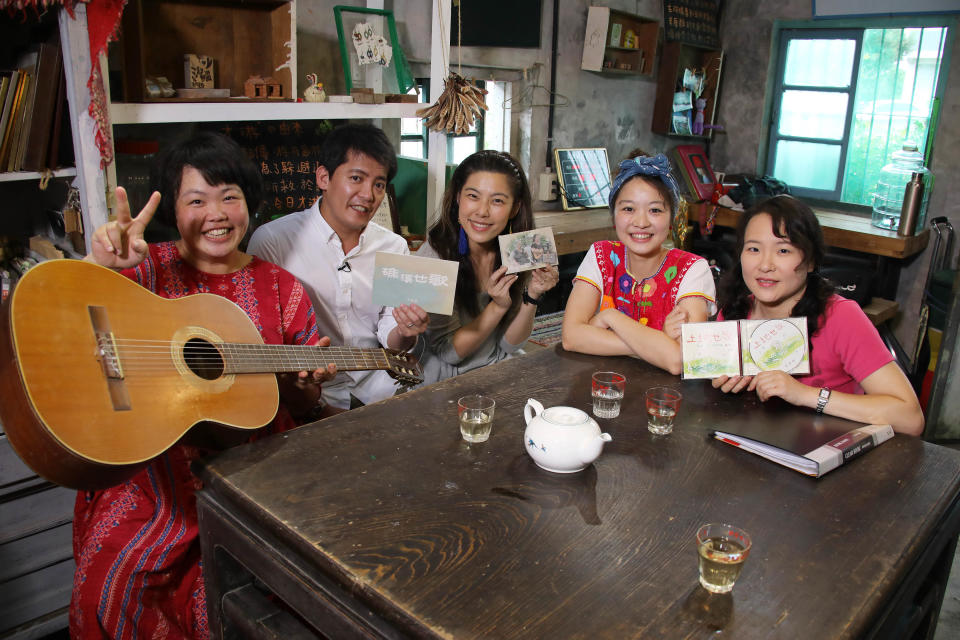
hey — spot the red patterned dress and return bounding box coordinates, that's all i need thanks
[573,241,716,330]
[70,242,319,639]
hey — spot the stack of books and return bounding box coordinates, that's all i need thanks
[0,37,67,173]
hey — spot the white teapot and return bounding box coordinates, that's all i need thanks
[523,399,612,473]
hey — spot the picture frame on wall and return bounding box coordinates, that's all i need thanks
[553,148,612,211]
[333,6,415,95]
[671,144,717,202]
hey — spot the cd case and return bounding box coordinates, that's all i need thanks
[680,318,810,379]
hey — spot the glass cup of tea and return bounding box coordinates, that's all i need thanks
[591,371,626,418]
[645,386,682,435]
[696,523,752,593]
[458,395,495,443]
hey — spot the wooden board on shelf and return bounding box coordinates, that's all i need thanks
[689,202,931,260]
[119,0,294,103]
[862,297,898,326]
[534,209,617,256]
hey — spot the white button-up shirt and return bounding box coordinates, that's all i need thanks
[248,199,408,408]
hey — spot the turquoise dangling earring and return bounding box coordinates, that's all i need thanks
[458,226,469,256]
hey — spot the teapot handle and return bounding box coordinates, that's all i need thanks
[524,398,544,426]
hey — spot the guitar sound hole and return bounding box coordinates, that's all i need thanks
[183,338,225,380]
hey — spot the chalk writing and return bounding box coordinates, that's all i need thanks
[212,120,333,222]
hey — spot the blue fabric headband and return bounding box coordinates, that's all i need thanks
[608,154,681,212]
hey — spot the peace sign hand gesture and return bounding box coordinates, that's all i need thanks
[87,186,161,270]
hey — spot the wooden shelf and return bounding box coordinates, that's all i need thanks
[863,297,899,326]
[689,203,931,259]
[581,6,658,78]
[119,0,295,103]
[0,168,76,183]
[110,100,423,124]
[652,42,723,137]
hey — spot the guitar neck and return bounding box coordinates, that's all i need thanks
[221,344,394,374]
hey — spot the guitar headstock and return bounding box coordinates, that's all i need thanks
[383,349,424,386]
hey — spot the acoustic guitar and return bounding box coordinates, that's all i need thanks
[0,259,423,490]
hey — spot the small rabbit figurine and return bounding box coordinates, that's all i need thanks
[303,73,327,103]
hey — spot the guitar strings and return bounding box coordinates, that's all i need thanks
[101,339,412,373]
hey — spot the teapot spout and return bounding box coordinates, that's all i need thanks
[578,432,612,466]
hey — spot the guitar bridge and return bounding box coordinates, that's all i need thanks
[89,305,131,411]
[95,331,124,379]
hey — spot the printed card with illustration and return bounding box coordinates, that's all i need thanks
[680,321,741,379]
[681,318,810,379]
[498,228,560,274]
[371,252,459,315]
[739,318,810,376]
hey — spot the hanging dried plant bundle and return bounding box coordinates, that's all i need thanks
[416,72,488,135]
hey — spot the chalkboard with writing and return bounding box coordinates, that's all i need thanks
[205,120,333,225]
[662,0,720,50]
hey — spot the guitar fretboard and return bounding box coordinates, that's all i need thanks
[221,344,392,374]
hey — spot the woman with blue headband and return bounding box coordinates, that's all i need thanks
[561,150,716,374]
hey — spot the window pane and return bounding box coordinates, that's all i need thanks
[778,90,849,140]
[842,27,944,205]
[773,141,841,191]
[400,140,424,159]
[784,38,855,87]
[450,136,479,165]
[400,118,422,136]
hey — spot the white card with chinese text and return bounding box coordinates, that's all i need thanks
[371,252,459,315]
[681,321,741,379]
[498,228,560,274]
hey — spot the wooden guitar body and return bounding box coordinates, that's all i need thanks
[1,260,282,489]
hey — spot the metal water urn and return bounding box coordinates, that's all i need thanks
[898,172,924,236]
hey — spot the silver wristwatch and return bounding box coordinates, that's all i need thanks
[816,388,831,414]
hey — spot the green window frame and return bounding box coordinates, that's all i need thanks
[761,17,955,209]
[400,78,485,162]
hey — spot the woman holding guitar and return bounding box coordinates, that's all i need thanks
[72,132,336,639]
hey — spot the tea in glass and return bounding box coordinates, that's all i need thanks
[458,395,495,443]
[696,523,751,593]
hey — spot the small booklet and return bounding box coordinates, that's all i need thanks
[681,318,810,379]
[370,252,460,315]
[712,423,895,478]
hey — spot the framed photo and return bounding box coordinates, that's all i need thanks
[333,6,415,95]
[553,148,612,211]
[671,144,716,202]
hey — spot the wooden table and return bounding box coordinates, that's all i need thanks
[534,209,616,256]
[196,347,960,639]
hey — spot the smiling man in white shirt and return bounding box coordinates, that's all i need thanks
[248,124,428,410]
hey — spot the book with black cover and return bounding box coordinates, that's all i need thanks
[22,40,62,171]
[712,420,894,478]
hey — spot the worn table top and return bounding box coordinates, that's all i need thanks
[197,347,960,639]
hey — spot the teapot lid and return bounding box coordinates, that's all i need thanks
[541,406,590,426]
